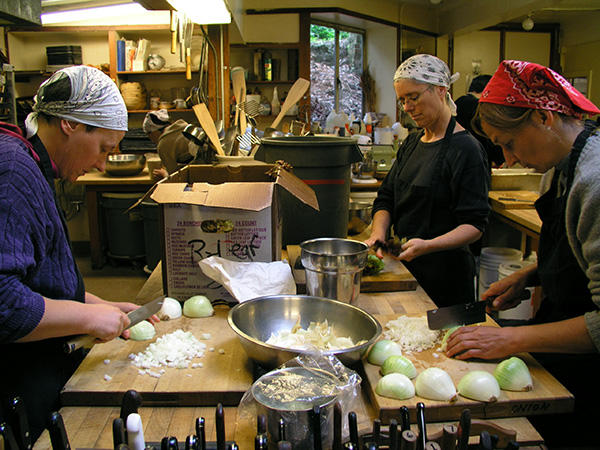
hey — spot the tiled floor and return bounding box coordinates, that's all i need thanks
[76,252,149,304]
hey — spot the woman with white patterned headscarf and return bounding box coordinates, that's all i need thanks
[364,54,491,307]
[0,65,157,441]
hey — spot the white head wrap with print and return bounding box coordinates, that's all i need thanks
[25,65,128,138]
[143,109,171,133]
[393,54,460,115]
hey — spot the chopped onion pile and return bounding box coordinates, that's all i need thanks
[382,315,441,352]
[129,330,207,376]
[265,319,364,351]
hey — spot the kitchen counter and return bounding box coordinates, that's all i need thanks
[74,169,155,268]
[35,262,572,449]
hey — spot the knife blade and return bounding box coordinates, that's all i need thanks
[426,301,487,330]
[64,296,165,354]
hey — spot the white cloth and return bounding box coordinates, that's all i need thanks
[393,54,460,115]
[25,66,127,138]
[198,256,296,302]
[143,109,171,133]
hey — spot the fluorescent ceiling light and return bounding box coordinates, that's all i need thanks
[167,0,231,25]
[41,3,148,24]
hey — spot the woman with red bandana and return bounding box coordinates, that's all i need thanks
[444,60,600,448]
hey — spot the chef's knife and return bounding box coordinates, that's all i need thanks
[64,296,164,354]
[120,389,143,445]
[113,418,126,450]
[428,290,532,330]
[415,403,426,450]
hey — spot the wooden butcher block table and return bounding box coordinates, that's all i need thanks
[37,265,572,450]
[61,306,253,407]
[362,315,573,424]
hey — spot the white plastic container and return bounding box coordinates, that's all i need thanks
[479,247,523,293]
[497,261,535,321]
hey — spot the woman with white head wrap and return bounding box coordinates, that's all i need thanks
[0,65,155,441]
[364,54,491,307]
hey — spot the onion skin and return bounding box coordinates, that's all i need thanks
[493,356,533,392]
[458,371,500,403]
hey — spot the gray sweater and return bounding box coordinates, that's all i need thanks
[541,129,600,351]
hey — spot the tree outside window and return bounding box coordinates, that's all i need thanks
[310,22,364,129]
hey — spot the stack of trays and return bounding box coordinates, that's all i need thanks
[46,45,83,72]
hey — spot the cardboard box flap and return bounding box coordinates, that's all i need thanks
[275,169,320,211]
[151,182,274,211]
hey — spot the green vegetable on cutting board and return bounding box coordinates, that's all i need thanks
[364,254,385,276]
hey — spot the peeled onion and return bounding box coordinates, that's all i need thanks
[415,367,457,402]
[376,373,415,400]
[493,356,533,392]
[183,295,214,318]
[381,355,417,379]
[159,297,182,320]
[129,320,156,341]
[367,339,403,365]
[458,371,500,402]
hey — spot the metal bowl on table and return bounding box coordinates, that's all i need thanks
[348,202,373,235]
[227,295,381,369]
[105,153,146,176]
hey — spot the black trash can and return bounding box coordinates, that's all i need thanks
[100,193,145,263]
[256,136,363,245]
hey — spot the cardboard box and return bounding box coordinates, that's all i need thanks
[150,164,318,302]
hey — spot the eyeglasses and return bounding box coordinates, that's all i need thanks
[397,85,433,110]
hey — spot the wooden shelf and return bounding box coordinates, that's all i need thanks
[126,108,193,113]
[117,69,198,75]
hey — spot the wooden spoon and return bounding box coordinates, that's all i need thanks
[265,77,310,136]
[192,103,225,156]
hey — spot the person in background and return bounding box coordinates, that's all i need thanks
[365,54,491,307]
[143,109,202,179]
[455,74,505,168]
[444,60,600,448]
[0,66,157,442]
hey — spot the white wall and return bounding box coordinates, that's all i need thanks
[365,24,397,124]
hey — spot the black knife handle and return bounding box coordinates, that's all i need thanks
[400,430,417,450]
[312,405,322,450]
[389,420,399,450]
[416,403,426,450]
[348,411,359,448]
[0,422,20,450]
[256,414,267,435]
[195,418,206,450]
[278,419,286,442]
[254,433,268,450]
[333,403,343,450]
[399,406,410,433]
[120,390,143,444]
[185,435,198,450]
[48,412,71,450]
[9,397,32,450]
[457,409,471,450]
[113,418,126,450]
[161,437,177,450]
[372,419,381,446]
[440,424,457,450]
[215,404,225,450]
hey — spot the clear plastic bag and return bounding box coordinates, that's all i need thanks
[238,351,362,450]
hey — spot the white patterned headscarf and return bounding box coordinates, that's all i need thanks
[25,65,128,138]
[393,54,460,115]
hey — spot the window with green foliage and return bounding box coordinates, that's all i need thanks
[310,21,364,129]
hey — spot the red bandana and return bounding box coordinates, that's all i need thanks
[480,60,600,118]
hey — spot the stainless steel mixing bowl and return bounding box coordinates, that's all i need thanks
[227,295,381,369]
[105,153,146,176]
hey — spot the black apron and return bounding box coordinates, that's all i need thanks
[527,121,600,447]
[393,118,476,307]
[0,135,85,443]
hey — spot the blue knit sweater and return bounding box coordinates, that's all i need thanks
[0,132,80,343]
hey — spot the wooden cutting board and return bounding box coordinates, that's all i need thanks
[361,314,574,424]
[287,245,417,293]
[489,191,539,209]
[61,306,253,407]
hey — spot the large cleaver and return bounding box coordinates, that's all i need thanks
[427,290,531,330]
[64,295,165,353]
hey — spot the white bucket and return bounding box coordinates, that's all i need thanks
[350,190,378,205]
[497,261,535,321]
[479,247,523,290]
